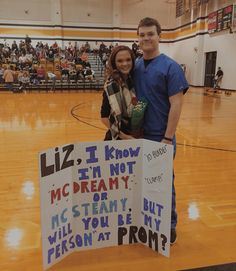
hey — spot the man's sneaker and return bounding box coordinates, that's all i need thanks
[170,228,177,245]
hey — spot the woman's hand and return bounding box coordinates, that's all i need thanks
[119,131,135,140]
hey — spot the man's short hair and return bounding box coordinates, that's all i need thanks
[137,17,162,35]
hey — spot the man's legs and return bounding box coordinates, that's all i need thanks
[216,77,222,88]
[171,137,177,244]
[171,173,177,229]
[6,82,13,91]
[214,77,222,93]
[213,78,217,89]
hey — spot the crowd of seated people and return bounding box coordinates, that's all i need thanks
[97,40,143,69]
[0,37,143,91]
[0,38,100,91]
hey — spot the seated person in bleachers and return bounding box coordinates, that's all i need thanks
[38,48,46,60]
[29,66,38,85]
[84,61,91,68]
[3,43,10,55]
[37,65,46,81]
[102,52,108,66]
[80,44,86,53]
[0,65,4,83]
[52,42,59,53]
[13,67,20,82]
[32,54,39,64]
[47,48,54,62]
[69,65,77,81]
[93,41,99,56]
[25,34,31,46]
[81,51,88,62]
[61,59,69,79]
[132,41,138,56]
[75,56,84,65]
[0,51,3,63]
[64,47,69,59]
[10,52,18,64]
[68,48,74,58]
[84,41,91,53]
[19,40,26,52]
[67,52,74,62]
[109,43,114,53]
[44,43,49,51]
[99,42,106,54]
[68,42,74,51]
[19,53,27,69]
[25,51,33,64]
[58,48,65,59]
[74,41,79,52]
[76,65,84,80]
[36,41,44,50]
[83,67,95,80]
[136,48,143,58]
[17,69,24,85]
[47,71,56,91]
[19,71,30,91]
[11,41,18,52]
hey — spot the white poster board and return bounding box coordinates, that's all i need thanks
[39,139,173,270]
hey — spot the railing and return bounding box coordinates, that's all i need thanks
[0,79,104,92]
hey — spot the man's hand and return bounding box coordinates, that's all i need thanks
[161,138,172,145]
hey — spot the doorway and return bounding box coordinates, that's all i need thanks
[204,51,217,87]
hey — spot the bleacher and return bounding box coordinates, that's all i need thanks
[0,53,105,92]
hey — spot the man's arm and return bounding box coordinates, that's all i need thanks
[162,91,184,144]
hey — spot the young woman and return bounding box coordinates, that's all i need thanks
[100,45,137,140]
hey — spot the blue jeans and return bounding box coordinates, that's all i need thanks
[144,134,177,230]
[5,83,13,91]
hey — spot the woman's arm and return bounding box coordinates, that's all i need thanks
[101,117,110,129]
[101,87,134,140]
[119,131,134,140]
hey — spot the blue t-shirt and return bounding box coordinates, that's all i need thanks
[133,53,189,138]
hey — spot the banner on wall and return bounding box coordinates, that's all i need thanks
[232,4,236,32]
[208,5,233,34]
[39,139,173,270]
[217,8,224,31]
[222,5,233,30]
[208,11,217,33]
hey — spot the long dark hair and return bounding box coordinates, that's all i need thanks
[106,45,135,83]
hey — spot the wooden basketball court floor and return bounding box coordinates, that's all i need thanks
[0,87,236,271]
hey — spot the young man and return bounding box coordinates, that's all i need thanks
[134,17,189,245]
